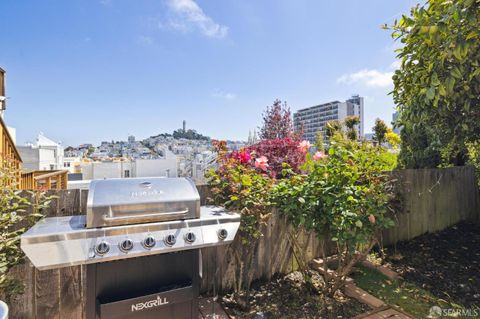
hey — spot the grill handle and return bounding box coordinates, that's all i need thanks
[102,208,189,222]
[199,250,203,279]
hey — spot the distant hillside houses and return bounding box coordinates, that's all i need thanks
[63,123,248,186]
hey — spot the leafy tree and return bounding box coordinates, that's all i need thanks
[259,99,295,140]
[246,138,306,178]
[373,119,388,146]
[398,123,442,168]
[385,129,401,149]
[325,120,342,139]
[172,128,209,140]
[387,0,480,166]
[344,115,360,141]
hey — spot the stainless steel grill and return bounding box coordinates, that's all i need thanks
[86,177,200,228]
[21,177,240,319]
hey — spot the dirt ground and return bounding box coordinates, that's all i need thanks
[220,271,369,319]
[384,221,480,308]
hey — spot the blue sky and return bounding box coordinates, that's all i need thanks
[0,0,419,146]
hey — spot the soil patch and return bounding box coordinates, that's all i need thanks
[220,271,369,319]
[384,221,480,308]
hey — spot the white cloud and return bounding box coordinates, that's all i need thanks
[164,0,228,38]
[211,89,236,100]
[337,69,394,88]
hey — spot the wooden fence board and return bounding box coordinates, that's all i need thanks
[7,262,35,319]
[59,266,82,318]
[35,269,60,319]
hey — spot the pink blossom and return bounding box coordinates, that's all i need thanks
[237,150,252,164]
[368,214,376,224]
[313,151,327,161]
[298,140,311,153]
[255,156,269,171]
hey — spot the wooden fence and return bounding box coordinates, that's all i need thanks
[4,166,480,318]
[383,166,480,245]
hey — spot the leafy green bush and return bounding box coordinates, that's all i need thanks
[206,140,275,297]
[206,140,273,242]
[206,130,400,298]
[466,141,480,186]
[388,0,480,167]
[0,158,52,302]
[272,135,399,296]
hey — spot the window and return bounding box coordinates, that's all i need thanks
[124,170,130,178]
[50,164,55,170]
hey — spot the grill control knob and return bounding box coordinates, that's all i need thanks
[164,234,176,246]
[119,239,134,252]
[217,229,228,241]
[95,241,110,256]
[184,232,196,244]
[142,236,156,249]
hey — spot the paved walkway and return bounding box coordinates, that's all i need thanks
[355,306,415,319]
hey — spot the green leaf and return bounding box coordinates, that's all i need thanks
[451,67,462,79]
[298,197,305,204]
[241,175,252,186]
[438,84,446,96]
[355,220,363,229]
[426,87,435,100]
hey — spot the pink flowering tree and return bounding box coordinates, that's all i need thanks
[259,99,295,140]
[245,138,308,178]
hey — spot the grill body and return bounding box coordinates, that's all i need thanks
[21,177,240,319]
[87,251,199,319]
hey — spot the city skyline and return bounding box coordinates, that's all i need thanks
[0,0,417,145]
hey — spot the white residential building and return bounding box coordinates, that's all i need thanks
[293,95,365,143]
[63,156,83,174]
[18,132,64,171]
[79,149,178,180]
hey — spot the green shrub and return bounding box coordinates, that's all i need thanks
[466,141,480,186]
[0,158,52,302]
[272,135,399,296]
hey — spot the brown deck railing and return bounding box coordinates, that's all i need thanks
[0,115,22,186]
[20,169,69,190]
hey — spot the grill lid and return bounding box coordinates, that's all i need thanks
[87,177,200,228]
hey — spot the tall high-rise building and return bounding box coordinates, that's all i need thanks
[293,95,364,143]
[0,67,6,113]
